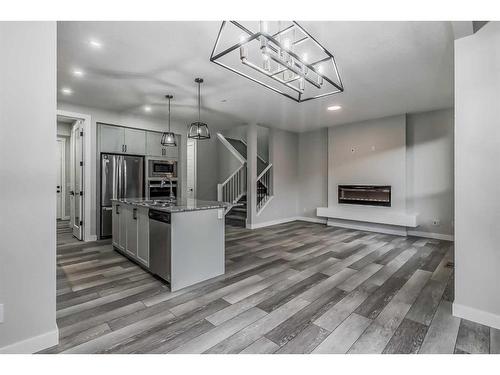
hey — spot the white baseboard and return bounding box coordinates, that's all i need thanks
[295,216,327,224]
[407,230,454,242]
[327,218,408,236]
[453,302,500,330]
[247,216,296,229]
[0,327,58,354]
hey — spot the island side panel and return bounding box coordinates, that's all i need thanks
[170,208,225,291]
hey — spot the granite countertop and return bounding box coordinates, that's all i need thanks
[111,197,230,213]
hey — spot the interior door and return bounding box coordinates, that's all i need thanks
[71,121,84,240]
[56,139,64,219]
[187,139,196,199]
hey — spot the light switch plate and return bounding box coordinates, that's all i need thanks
[0,304,4,323]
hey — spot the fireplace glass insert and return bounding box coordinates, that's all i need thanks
[338,185,391,207]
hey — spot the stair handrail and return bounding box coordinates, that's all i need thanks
[217,163,247,204]
[257,163,273,181]
[256,163,273,213]
[221,162,246,187]
[216,133,246,164]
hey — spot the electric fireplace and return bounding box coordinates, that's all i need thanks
[338,185,391,207]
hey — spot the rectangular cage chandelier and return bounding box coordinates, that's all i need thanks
[210,21,344,103]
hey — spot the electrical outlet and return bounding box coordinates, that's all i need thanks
[0,304,4,323]
[432,219,441,226]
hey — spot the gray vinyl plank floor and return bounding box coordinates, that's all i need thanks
[38,221,496,354]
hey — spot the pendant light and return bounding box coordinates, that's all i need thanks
[188,78,211,140]
[161,94,177,147]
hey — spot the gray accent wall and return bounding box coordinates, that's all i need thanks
[454,22,500,327]
[0,22,57,352]
[328,114,407,212]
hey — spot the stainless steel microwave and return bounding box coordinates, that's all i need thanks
[148,159,177,178]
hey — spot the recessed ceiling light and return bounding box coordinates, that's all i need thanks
[143,105,152,112]
[61,87,73,95]
[73,69,84,77]
[88,39,102,49]
[327,105,342,111]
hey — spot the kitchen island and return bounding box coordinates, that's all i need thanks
[111,198,229,291]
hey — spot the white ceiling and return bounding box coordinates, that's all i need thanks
[57,21,454,132]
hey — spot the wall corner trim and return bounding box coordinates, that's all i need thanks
[453,302,500,330]
[0,327,59,354]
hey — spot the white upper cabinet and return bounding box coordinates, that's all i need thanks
[100,124,124,153]
[124,128,146,155]
[100,124,146,155]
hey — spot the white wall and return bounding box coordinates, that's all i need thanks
[454,22,500,328]
[0,22,58,353]
[297,129,328,219]
[252,128,299,226]
[406,109,454,236]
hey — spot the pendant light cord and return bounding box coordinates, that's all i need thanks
[168,96,171,132]
[198,81,201,122]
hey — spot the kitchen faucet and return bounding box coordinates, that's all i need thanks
[160,177,175,200]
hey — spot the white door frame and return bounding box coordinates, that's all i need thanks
[56,137,68,220]
[187,138,197,198]
[57,109,94,241]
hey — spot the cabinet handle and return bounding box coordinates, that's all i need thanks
[124,144,127,153]
[133,208,137,220]
[115,205,120,214]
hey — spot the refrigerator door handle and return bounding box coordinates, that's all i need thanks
[123,156,128,198]
[117,155,123,200]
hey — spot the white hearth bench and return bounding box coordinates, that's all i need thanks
[316,206,418,236]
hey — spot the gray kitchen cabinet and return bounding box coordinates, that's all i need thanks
[112,202,149,267]
[100,124,146,154]
[101,124,124,153]
[124,128,146,155]
[118,204,128,251]
[112,202,127,251]
[146,131,163,156]
[112,203,121,248]
[146,131,179,158]
[126,207,139,258]
[136,207,149,266]
[164,135,179,158]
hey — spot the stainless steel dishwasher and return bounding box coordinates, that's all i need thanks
[148,209,171,283]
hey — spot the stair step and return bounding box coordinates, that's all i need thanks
[232,207,247,213]
[226,214,246,221]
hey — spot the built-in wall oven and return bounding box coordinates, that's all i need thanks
[148,159,177,179]
[147,180,177,199]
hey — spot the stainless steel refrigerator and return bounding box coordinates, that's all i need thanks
[101,154,144,238]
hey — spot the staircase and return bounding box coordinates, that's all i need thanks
[217,133,273,227]
[225,194,247,227]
